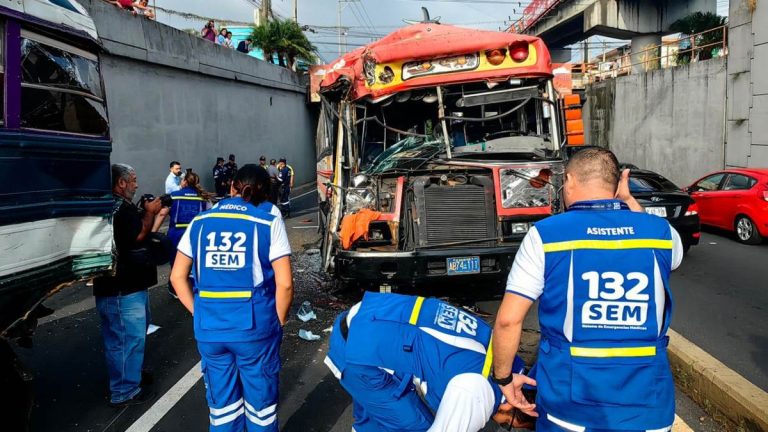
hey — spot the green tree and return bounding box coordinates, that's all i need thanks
[670,12,727,62]
[249,19,317,69]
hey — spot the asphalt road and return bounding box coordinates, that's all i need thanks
[670,228,768,392]
[9,192,741,432]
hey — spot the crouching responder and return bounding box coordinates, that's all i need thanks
[324,292,537,432]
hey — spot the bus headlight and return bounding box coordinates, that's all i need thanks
[346,188,376,212]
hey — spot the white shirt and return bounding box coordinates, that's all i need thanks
[165,172,181,194]
[177,213,291,265]
[505,225,684,301]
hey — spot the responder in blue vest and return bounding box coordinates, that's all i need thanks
[170,164,294,432]
[492,147,684,432]
[325,292,536,432]
[166,171,210,297]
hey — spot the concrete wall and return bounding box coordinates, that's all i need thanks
[585,57,726,186]
[726,0,768,168]
[81,0,315,195]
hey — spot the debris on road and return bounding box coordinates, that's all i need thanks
[298,329,321,341]
[297,301,317,322]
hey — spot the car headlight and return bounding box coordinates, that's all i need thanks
[346,188,376,212]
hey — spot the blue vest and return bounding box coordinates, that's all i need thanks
[186,197,280,343]
[167,188,207,247]
[332,292,525,414]
[534,199,675,430]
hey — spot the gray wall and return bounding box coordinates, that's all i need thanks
[585,57,726,186]
[726,0,768,168]
[82,0,315,195]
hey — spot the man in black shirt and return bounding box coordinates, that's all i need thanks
[213,157,227,198]
[93,164,161,407]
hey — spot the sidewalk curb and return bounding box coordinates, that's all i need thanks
[668,329,768,431]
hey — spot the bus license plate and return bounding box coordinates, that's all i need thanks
[645,207,667,218]
[447,256,481,275]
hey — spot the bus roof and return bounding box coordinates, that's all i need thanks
[318,23,552,101]
[12,0,97,40]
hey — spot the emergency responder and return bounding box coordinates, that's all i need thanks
[166,171,210,297]
[170,164,293,432]
[267,159,280,204]
[276,158,293,217]
[492,147,684,431]
[212,157,227,198]
[325,292,536,432]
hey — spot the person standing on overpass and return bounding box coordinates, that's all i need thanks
[492,148,684,431]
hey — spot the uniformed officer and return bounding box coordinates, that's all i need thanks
[166,171,210,297]
[325,292,536,432]
[212,157,227,198]
[492,147,684,432]
[276,158,293,218]
[170,164,293,432]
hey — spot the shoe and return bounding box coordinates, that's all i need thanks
[109,388,155,408]
[141,370,154,387]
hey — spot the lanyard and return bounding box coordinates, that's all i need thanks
[568,200,629,211]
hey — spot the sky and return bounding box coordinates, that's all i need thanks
[149,0,731,63]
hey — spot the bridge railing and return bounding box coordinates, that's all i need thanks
[573,25,728,87]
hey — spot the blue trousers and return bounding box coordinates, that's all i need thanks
[96,290,149,404]
[198,335,281,432]
[327,315,433,432]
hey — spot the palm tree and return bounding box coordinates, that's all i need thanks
[249,19,317,69]
[670,12,727,62]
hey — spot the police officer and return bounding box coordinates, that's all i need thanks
[170,164,293,432]
[325,292,535,432]
[276,158,293,217]
[212,157,227,198]
[166,171,210,297]
[492,147,684,431]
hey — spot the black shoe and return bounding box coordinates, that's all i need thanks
[109,388,155,408]
[141,370,154,387]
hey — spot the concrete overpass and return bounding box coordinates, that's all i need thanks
[514,0,716,67]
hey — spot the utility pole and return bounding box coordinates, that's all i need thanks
[338,0,359,55]
[292,0,298,22]
[260,0,271,25]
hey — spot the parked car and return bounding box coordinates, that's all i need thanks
[627,168,701,252]
[685,169,768,245]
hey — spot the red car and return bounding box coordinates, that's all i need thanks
[686,169,768,244]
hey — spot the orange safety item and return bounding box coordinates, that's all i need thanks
[339,209,382,250]
[563,94,585,146]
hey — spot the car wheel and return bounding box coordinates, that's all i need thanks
[735,216,763,245]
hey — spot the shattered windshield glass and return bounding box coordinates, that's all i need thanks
[364,137,444,174]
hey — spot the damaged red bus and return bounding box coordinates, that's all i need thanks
[313,22,569,290]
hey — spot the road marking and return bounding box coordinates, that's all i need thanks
[124,361,202,432]
[292,189,317,200]
[673,414,694,431]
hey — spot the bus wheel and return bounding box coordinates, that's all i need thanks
[0,338,33,431]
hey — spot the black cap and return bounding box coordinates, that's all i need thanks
[279,158,286,163]
[228,154,235,160]
[259,155,266,161]
[216,157,224,162]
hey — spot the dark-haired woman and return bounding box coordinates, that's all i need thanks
[170,164,293,432]
[167,171,211,297]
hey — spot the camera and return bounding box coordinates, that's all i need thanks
[137,193,173,210]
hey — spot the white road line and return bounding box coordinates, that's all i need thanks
[124,361,203,432]
[291,189,317,200]
[672,414,694,432]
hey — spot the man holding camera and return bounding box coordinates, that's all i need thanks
[93,164,162,407]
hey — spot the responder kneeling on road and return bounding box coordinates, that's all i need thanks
[325,292,537,432]
[492,147,684,432]
[170,164,293,432]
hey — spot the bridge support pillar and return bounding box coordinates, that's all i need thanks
[630,34,662,74]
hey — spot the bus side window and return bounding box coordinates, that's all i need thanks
[19,31,107,136]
